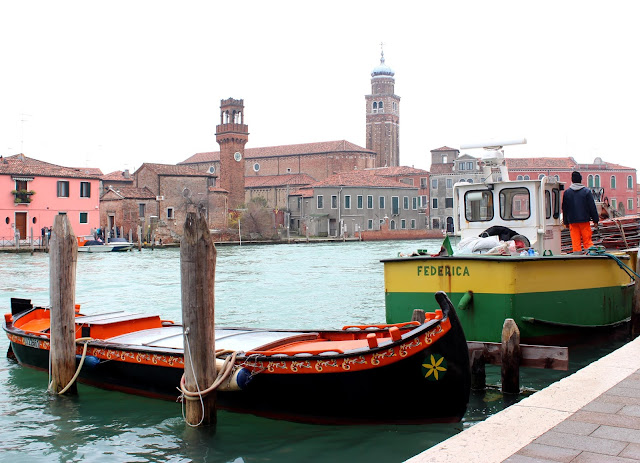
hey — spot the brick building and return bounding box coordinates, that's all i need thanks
[99,186,156,241]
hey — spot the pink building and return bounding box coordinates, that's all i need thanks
[0,154,101,242]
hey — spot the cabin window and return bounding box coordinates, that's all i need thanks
[464,190,493,222]
[57,181,69,197]
[553,188,561,219]
[357,195,363,209]
[545,191,551,219]
[611,175,616,189]
[499,187,530,220]
[628,175,633,189]
[317,195,324,209]
[367,195,373,209]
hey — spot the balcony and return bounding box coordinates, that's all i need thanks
[12,190,35,204]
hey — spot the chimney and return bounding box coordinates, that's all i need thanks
[123,169,130,178]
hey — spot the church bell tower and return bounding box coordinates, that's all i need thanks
[365,46,400,167]
[216,98,249,209]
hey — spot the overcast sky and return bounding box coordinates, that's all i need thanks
[2,1,639,175]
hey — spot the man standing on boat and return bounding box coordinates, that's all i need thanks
[562,171,599,253]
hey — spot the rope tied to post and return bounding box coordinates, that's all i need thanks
[48,337,93,395]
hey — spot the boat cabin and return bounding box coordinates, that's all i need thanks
[452,177,564,254]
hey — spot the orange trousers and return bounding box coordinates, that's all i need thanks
[569,222,594,252]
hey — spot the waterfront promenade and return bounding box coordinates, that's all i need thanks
[408,335,640,462]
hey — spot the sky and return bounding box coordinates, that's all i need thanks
[2,1,639,176]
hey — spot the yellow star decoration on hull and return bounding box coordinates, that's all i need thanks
[422,354,447,381]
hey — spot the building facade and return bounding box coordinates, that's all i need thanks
[0,154,100,241]
[215,98,248,210]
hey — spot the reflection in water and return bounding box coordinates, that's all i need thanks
[0,241,629,462]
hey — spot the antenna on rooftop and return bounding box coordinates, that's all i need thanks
[20,113,31,154]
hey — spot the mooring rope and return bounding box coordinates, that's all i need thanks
[48,337,93,395]
[587,246,640,280]
[179,328,239,427]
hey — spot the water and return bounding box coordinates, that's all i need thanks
[0,240,629,462]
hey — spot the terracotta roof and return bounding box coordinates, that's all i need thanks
[245,173,317,188]
[431,146,459,152]
[309,170,416,189]
[102,186,156,200]
[506,157,576,169]
[73,167,103,176]
[429,164,454,174]
[136,163,215,177]
[0,154,101,179]
[102,170,134,182]
[181,140,374,164]
[366,166,430,176]
[289,187,314,198]
[574,161,635,171]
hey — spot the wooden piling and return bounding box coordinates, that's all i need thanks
[632,252,640,338]
[137,225,142,251]
[501,318,521,394]
[470,349,486,390]
[411,309,426,324]
[181,211,217,426]
[49,214,78,395]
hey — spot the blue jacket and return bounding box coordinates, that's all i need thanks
[562,185,599,225]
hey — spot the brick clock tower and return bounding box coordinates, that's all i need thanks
[365,48,400,167]
[216,98,249,209]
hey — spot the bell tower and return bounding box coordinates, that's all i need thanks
[365,46,400,167]
[216,98,249,209]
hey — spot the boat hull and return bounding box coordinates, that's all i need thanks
[384,254,634,344]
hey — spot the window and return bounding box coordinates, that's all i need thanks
[432,198,438,209]
[545,191,551,219]
[446,178,453,189]
[500,187,530,220]
[410,219,416,229]
[317,195,324,209]
[524,175,530,180]
[344,195,351,209]
[432,218,440,229]
[539,174,545,180]
[79,212,88,224]
[57,181,69,197]
[442,155,447,164]
[628,199,634,211]
[401,178,414,186]
[391,196,400,215]
[372,102,378,113]
[458,162,466,171]
[420,177,427,188]
[553,188,561,218]
[331,195,338,209]
[392,102,397,112]
[367,195,373,209]
[379,196,385,209]
[611,198,617,210]
[286,168,292,173]
[595,175,600,187]
[367,219,373,229]
[466,162,473,170]
[445,197,453,208]
[80,182,91,198]
[139,203,146,217]
[400,219,406,229]
[357,195,363,209]
[465,190,494,221]
[253,163,260,172]
[468,179,473,183]
[403,196,409,210]
[378,101,384,112]
[588,175,594,187]
[611,176,616,189]
[517,175,523,180]
[628,175,633,189]
[420,195,428,208]
[167,207,175,219]
[390,219,396,230]
[412,197,417,209]
[431,178,438,189]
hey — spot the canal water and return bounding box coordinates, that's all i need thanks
[0,240,629,462]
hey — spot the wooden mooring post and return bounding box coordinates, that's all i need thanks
[181,212,217,426]
[49,214,78,395]
[632,252,640,338]
[501,319,521,394]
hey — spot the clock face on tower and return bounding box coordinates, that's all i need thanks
[234,151,242,162]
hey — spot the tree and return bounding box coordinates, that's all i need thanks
[239,197,276,239]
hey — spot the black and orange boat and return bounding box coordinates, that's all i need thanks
[4,292,470,424]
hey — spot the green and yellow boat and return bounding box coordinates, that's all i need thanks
[384,141,636,344]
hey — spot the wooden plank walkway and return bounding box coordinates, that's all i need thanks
[407,336,640,463]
